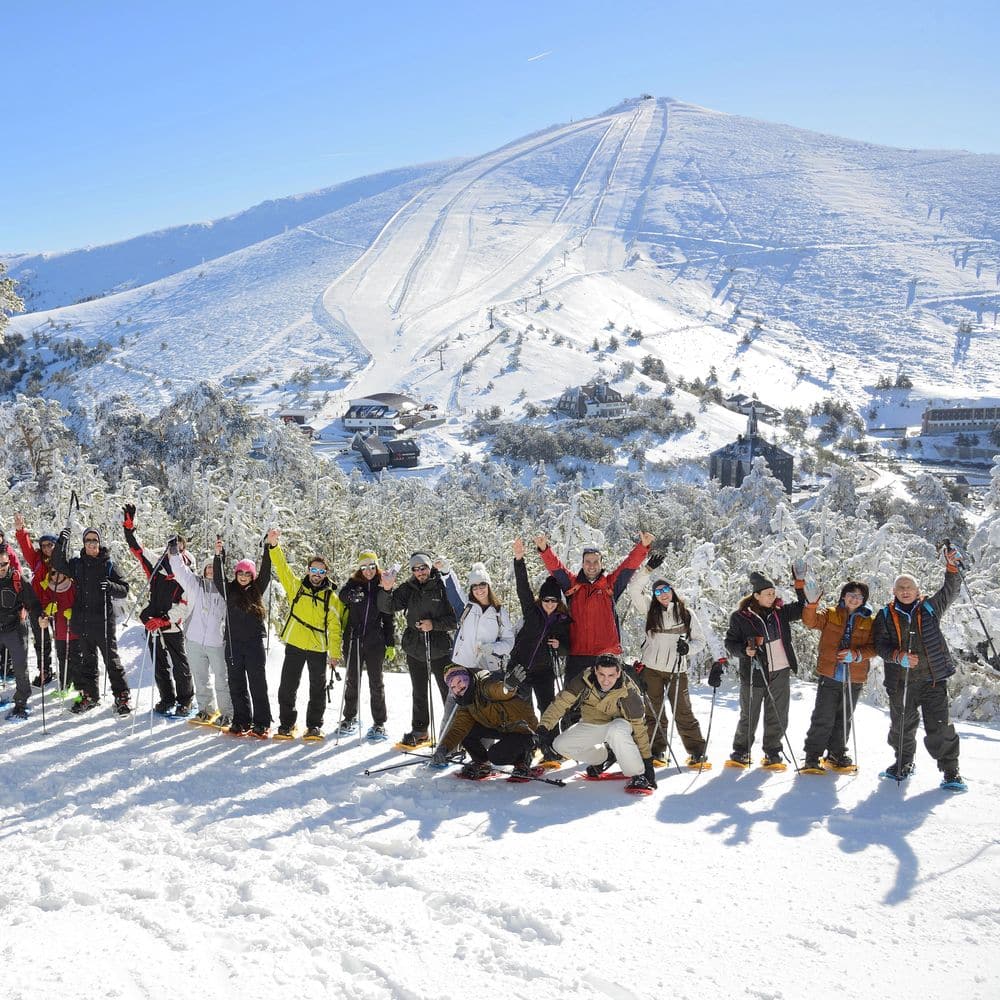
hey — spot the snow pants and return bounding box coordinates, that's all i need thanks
[341,638,387,726]
[30,617,52,674]
[642,670,705,759]
[462,722,535,766]
[733,667,790,757]
[803,675,862,759]
[277,645,327,731]
[554,719,644,777]
[78,629,128,701]
[406,652,449,735]
[148,629,194,707]
[0,626,30,707]
[227,637,270,729]
[186,639,231,717]
[526,666,557,716]
[886,669,959,773]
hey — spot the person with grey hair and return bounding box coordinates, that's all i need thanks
[872,548,966,791]
[378,552,457,749]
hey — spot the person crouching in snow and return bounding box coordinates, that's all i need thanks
[800,578,875,772]
[430,665,538,779]
[534,654,657,793]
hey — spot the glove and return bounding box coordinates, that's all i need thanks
[895,650,917,669]
[676,637,690,657]
[632,660,645,674]
[58,527,70,543]
[791,557,808,580]
[944,546,964,572]
[646,550,665,570]
[804,577,822,604]
[504,663,526,687]
[836,649,859,663]
[144,616,171,633]
[534,726,553,752]
[708,658,725,688]
[434,556,452,574]
[429,748,449,768]
[642,758,658,788]
[98,580,110,592]
[122,504,136,530]
[384,646,397,663]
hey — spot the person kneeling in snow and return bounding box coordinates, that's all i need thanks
[535,654,657,793]
[430,665,538,779]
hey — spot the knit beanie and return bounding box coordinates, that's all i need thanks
[468,562,492,587]
[234,559,257,580]
[538,576,563,603]
[444,665,471,686]
[83,527,102,545]
[358,549,380,568]
[749,571,774,593]
[39,534,58,545]
[410,552,433,570]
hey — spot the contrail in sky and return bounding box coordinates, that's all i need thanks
[527,51,552,62]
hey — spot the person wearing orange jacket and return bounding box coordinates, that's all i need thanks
[800,579,876,772]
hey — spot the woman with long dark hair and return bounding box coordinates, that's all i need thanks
[213,537,272,737]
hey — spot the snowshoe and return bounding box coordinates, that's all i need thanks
[625,774,656,795]
[822,754,858,774]
[153,699,175,716]
[213,714,233,730]
[167,702,193,720]
[760,754,787,772]
[581,771,627,782]
[303,727,325,742]
[248,725,270,740]
[536,747,564,770]
[5,703,30,721]
[188,710,220,727]
[334,718,358,737]
[457,761,493,781]
[686,754,712,770]
[226,722,251,737]
[507,765,545,784]
[364,724,389,743]
[725,751,751,769]
[651,757,668,768]
[798,755,827,775]
[273,726,298,741]
[584,745,616,779]
[879,761,915,782]
[394,731,432,751]
[940,771,968,793]
[70,693,100,716]
[0,693,12,709]
[113,693,132,717]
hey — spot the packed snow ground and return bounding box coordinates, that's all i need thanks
[2,628,998,1000]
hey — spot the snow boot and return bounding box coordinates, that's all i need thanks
[585,745,616,779]
[625,774,655,795]
[70,693,100,715]
[5,703,30,721]
[273,725,297,740]
[303,727,325,742]
[459,761,493,780]
[153,699,175,716]
[365,724,388,742]
[799,754,826,774]
[879,761,915,781]
[760,752,787,772]
[213,714,233,730]
[940,770,968,792]
[725,750,751,769]
[395,731,432,750]
[335,718,358,736]
[114,692,132,716]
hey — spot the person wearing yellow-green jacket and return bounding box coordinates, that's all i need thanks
[267,529,344,740]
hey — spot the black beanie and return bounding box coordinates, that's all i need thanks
[749,571,774,594]
[539,576,563,603]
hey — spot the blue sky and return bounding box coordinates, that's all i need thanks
[4,0,998,252]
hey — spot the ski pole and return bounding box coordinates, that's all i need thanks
[665,661,683,765]
[39,624,47,735]
[846,678,860,771]
[548,648,564,693]
[754,659,800,772]
[130,637,152,737]
[354,634,364,745]
[643,688,682,773]
[424,630,436,744]
[148,633,158,737]
[475,760,567,788]
[941,540,1000,670]
[893,653,912,789]
[334,646,350,745]
[363,756,431,776]
[696,686,718,776]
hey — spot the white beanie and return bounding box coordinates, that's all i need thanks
[468,562,492,588]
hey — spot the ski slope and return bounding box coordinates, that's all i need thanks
[1,628,997,1000]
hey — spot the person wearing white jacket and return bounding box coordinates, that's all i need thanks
[627,560,718,767]
[169,549,232,726]
[450,564,515,672]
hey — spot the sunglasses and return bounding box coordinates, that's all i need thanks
[540,596,558,604]
[471,582,489,589]
[84,538,100,545]
[412,565,431,572]
[359,563,377,571]
[653,586,672,596]
[308,567,328,575]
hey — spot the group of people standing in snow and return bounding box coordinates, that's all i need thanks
[0,509,967,793]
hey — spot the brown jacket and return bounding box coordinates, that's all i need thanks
[440,672,538,752]
[802,603,875,684]
[539,668,652,758]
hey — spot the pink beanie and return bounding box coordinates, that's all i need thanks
[234,559,257,580]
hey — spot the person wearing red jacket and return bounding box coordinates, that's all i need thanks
[533,530,653,683]
[14,512,62,686]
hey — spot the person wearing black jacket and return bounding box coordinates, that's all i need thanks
[0,549,44,719]
[509,538,570,715]
[377,551,457,747]
[724,569,806,769]
[336,550,395,740]
[212,538,272,737]
[51,525,131,714]
[122,504,195,716]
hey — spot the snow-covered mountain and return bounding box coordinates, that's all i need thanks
[7,97,1000,456]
